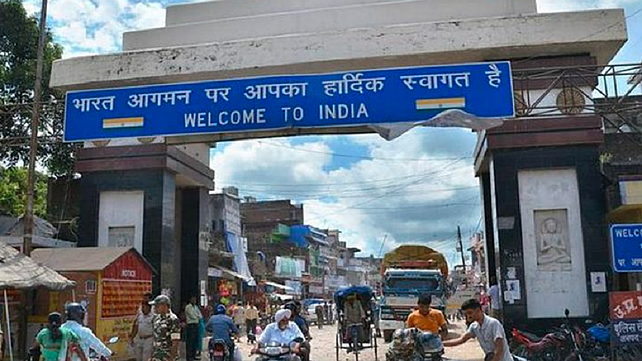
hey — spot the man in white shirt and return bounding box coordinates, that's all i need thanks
[443,299,512,361]
[253,309,304,361]
[488,277,502,322]
[233,302,246,337]
[130,300,154,361]
[185,296,203,361]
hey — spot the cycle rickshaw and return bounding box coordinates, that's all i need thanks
[334,286,379,361]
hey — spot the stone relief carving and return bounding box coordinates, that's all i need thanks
[534,209,572,271]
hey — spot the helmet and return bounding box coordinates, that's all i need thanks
[215,304,227,315]
[65,303,86,324]
[47,312,62,327]
[284,302,297,311]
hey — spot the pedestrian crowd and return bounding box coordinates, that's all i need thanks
[30,289,509,361]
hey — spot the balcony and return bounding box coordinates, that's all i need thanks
[271,223,291,243]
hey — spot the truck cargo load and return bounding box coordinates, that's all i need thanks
[381,245,448,278]
[378,245,449,343]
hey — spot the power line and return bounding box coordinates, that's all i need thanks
[514,4,642,66]
[308,156,470,219]
[253,140,472,162]
[215,166,472,187]
[233,185,478,199]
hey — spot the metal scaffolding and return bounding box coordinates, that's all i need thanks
[512,62,642,129]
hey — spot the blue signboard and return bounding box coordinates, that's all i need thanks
[63,61,514,142]
[612,318,642,345]
[611,224,642,272]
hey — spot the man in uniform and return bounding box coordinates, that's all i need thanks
[129,300,154,361]
[150,295,181,361]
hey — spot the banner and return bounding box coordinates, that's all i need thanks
[64,62,514,142]
[610,291,642,320]
[610,291,642,347]
[285,281,302,296]
[612,318,642,345]
[276,257,305,278]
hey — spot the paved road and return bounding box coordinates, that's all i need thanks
[229,320,484,361]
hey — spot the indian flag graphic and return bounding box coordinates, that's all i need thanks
[415,97,466,110]
[103,117,144,129]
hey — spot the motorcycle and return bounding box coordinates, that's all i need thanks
[411,329,444,361]
[209,339,231,361]
[255,338,303,361]
[511,309,590,361]
[558,309,587,361]
[88,336,119,361]
[583,323,610,361]
[511,327,566,361]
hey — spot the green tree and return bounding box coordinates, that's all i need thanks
[0,167,47,217]
[0,0,79,177]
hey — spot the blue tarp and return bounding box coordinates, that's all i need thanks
[289,225,329,248]
[289,225,310,248]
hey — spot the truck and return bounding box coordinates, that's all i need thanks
[378,245,448,343]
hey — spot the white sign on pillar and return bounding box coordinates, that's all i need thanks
[517,168,589,318]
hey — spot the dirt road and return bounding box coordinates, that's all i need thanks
[228,320,484,361]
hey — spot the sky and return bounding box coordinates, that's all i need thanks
[22,0,642,266]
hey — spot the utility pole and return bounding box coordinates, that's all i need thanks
[24,0,49,257]
[377,234,388,258]
[21,0,49,358]
[457,225,466,269]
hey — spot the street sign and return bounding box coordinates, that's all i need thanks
[63,61,514,142]
[609,291,642,319]
[611,224,642,272]
[611,318,642,346]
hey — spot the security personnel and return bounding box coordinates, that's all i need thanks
[149,295,181,361]
[129,300,154,361]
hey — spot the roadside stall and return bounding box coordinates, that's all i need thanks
[31,247,153,359]
[0,241,75,361]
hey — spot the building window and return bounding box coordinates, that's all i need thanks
[86,280,97,294]
[212,220,217,232]
[220,220,225,232]
[108,226,135,247]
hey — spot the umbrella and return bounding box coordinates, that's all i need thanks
[0,242,75,361]
[0,243,75,290]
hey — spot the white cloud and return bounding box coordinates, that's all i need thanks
[211,129,480,264]
[24,0,171,58]
[537,0,639,12]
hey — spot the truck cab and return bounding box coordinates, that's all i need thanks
[379,268,445,342]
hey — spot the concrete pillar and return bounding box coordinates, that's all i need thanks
[180,187,210,304]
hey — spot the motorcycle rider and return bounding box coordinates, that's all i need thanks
[252,309,304,361]
[33,312,85,361]
[284,302,311,361]
[205,304,241,361]
[406,294,448,338]
[61,303,113,361]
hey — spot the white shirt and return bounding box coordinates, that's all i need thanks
[258,322,304,345]
[61,321,112,361]
[137,311,154,338]
[467,316,512,361]
[488,285,502,310]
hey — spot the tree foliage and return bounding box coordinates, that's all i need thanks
[0,167,47,217]
[0,0,79,177]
